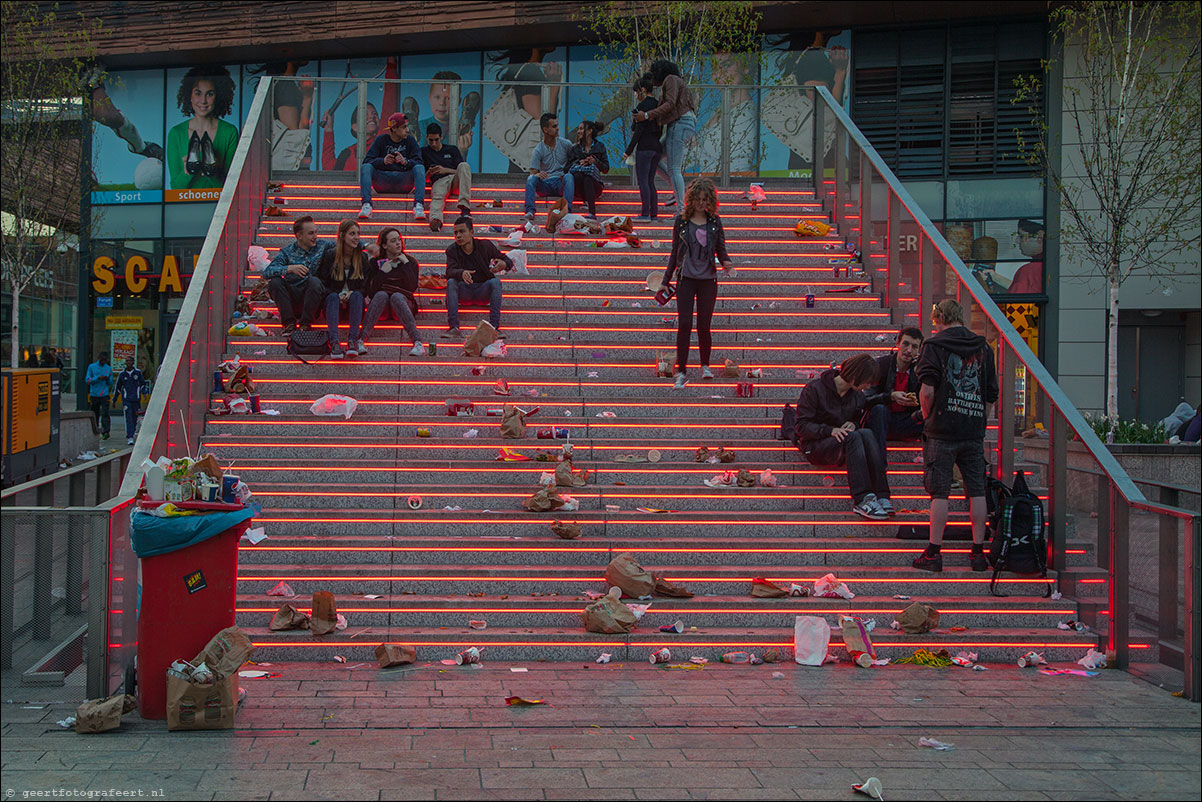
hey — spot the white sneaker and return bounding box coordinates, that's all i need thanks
[127,437,135,445]
[702,366,714,380]
[358,203,372,220]
[673,373,687,390]
[413,203,426,220]
[355,340,367,355]
[408,341,425,357]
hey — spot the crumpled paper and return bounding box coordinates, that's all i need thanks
[813,572,855,599]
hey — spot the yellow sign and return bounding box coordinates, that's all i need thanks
[105,315,144,330]
[92,254,196,295]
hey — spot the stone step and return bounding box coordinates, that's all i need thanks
[238,624,1101,664]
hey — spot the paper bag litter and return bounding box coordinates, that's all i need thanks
[605,552,654,598]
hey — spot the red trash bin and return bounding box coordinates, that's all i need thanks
[135,500,251,720]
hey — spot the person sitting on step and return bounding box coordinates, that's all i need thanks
[358,112,426,221]
[564,119,609,219]
[522,113,575,223]
[864,326,925,462]
[442,215,512,339]
[316,219,370,358]
[360,226,425,357]
[263,215,331,337]
[421,122,473,233]
[795,353,893,521]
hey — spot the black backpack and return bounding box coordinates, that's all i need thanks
[286,328,330,364]
[779,404,798,444]
[987,471,1052,597]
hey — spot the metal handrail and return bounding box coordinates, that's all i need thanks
[812,86,1158,513]
[1,447,130,500]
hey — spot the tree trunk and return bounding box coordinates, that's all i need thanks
[9,284,20,369]
[1106,266,1120,428]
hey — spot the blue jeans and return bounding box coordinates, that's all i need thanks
[361,290,419,343]
[360,162,426,205]
[665,111,697,210]
[635,149,662,218]
[123,400,140,438]
[866,404,925,463]
[324,291,364,347]
[523,174,574,216]
[446,277,502,330]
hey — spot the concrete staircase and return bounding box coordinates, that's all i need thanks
[206,175,1106,664]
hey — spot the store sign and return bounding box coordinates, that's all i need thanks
[92,254,198,295]
[105,315,144,330]
[97,296,114,308]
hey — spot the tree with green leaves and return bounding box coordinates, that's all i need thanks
[1,2,105,369]
[1014,1,1201,423]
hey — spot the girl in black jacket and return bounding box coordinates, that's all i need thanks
[316,218,370,358]
[622,76,663,220]
[565,120,609,218]
[361,227,424,356]
[659,177,732,388]
[794,354,892,520]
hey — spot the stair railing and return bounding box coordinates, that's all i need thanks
[810,86,1197,699]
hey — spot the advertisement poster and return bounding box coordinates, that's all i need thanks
[315,58,390,173]
[401,52,484,172]
[109,328,139,368]
[481,47,565,174]
[943,218,1045,295]
[759,30,852,179]
[685,54,761,177]
[243,62,310,174]
[164,64,242,201]
[90,70,166,204]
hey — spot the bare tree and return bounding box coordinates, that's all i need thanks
[1015,1,1201,422]
[1,2,103,368]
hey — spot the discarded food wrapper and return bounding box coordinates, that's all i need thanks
[893,594,911,600]
[758,468,777,487]
[456,647,482,665]
[918,736,954,751]
[895,602,939,634]
[813,572,855,599]
[689,656,709,665]
[1077,648,1107,670]
[658,620,685,634]
[241,526,267,544]
[789,583,810,597]
[310,394,358,419]
[648,647,672,664]
[504,696,547,706]
[1051,591,1063,600]
[267,581,296,598]
[951,651,978,667]
[462,428,479,438]
[1058,619,1090,632]
[626,604,650,620]
[595,653,612,664]
[1017,650,1047,668]
[375,643,416,667]
[852,777,884,801]
[596,410,617,418]
[771,671,786,679]
[750,577,789,598]
[469,620,487,630]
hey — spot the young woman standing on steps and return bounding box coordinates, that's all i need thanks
[659,178,733,389]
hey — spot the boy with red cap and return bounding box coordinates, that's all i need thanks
[359,112,426,221]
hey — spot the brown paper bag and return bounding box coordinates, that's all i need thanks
[501,405,527,439]
[653,574,694,598]
[269,603,311,631]
[580,593,638,633]
[750,577,789,598]
[722,359,740,378]
[75,693,137,734]
[196,626,256,678]
[463,320,499,357]
[694,446,710,462]
[249,278,272,301]
[310,591,338,636]
[555,460,587,487]
[167,673,238,731]
[226,365,254,394]
[895,602,940,634]
[840,615,876,659]
[716,446,736,463]
[523,484,565,512]
[375,643,417,667]
[187,454,224,482]
[551,520,582,539]
[736,468,756,487]
[605,552,654,598]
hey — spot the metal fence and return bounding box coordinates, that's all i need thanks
[807,85,1199,700]
[1,449,130,700]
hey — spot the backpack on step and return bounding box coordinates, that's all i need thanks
[987,471,1051,597]
[778,404,798,444]
[286,328,330,364]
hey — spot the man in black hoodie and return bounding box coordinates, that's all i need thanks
[912,300,999,572]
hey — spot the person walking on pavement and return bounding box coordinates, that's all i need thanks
[85,351,114,441]
[113,356,146,445]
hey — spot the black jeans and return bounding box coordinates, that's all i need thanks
[675,276,718,375]
[89,395,110,436]
[268,275,325,327]
[635,149,662,218]
[802,428,890,504]
[865,404,924,462]
[575,176,603,216]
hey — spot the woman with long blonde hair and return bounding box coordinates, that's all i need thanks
[659,177,733,388]
[317,218,370,358]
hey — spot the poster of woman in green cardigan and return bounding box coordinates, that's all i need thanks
[167,66,239,190]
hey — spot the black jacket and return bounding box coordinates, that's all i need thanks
[795,369,868,444]
[565,140,610,178]
[624,96,663,156]
[916,325,999,441]
[366,255,420,314]
[444,238,512,284]
[316,246,371,295]
[865,352,923,423]
[663,214,731,285]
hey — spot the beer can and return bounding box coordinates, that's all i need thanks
[805,294,815,308]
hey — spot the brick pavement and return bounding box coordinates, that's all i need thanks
[1,661,1198,800]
